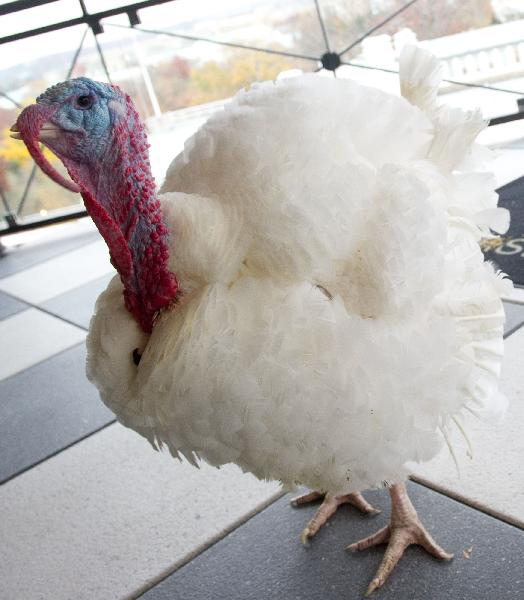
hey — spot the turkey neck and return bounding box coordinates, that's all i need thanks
[77,111,179,333]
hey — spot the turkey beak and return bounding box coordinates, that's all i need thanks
[11,104,81,193]
[11,121,61,141]
[9,123,21,140]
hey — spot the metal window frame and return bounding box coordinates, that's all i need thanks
[0,0,175,43]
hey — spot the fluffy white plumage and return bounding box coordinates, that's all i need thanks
[86,47,510,494]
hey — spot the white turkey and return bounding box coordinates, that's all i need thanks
[11,46,510,595]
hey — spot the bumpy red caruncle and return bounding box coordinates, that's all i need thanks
[88,92,179,333]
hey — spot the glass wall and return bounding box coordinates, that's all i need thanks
[1,0,523,229]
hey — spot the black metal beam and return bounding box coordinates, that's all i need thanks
[489,110,524,127]
[339,0,421,57]
[0,0,61,17]
[1,208,88,235]
[0,0,176,44]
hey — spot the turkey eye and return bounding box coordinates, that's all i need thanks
[76,95,93,109]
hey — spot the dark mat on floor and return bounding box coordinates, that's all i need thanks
[484,176,524,285]
[140,482,524,600]
[0,343,114,484]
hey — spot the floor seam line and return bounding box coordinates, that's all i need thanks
[0,419,116,487]
[0,338,87,386]
[33,304,89,331]
[0,230,99,280]
[410,474,524,531]
[131,489,287,599]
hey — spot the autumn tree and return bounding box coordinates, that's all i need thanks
[147,49,301,112]
[0,157,9,195]
[186,50,298,105]
[149,56,192,111]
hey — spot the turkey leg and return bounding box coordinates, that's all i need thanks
[291,490,380,544]
[347,483,453,596]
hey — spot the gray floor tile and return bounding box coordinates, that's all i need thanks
[0,228,98,279]
[503,300,524,337]
[140,482,524,600]
[0,291,28,320]
[0,308,86,382]
[0,424,280,600]
[41,273,114,329]
[0,240,112,304]
[0,343,114,484]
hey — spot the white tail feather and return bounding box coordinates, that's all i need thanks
[428,105,487,171]
[399,45,442,112]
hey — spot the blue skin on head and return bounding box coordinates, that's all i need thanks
[37,78,125,164]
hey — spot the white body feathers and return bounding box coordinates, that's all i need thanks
[87,48,510,493]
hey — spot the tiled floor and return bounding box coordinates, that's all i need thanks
[0,239,113,303]
[0,290,28,320]
[0,218,99,279]
[0,343,113,483]
[0,424,280,600]
[140,483,524,600]
[0,308,86,380]
[1,217,524,600]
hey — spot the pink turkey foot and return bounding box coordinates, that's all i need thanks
[347,483,453,596]
[290,490,380,544]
